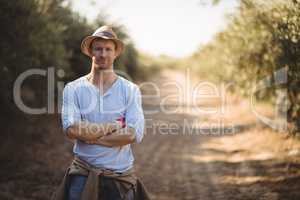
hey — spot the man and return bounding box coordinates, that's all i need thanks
[52,26,150,200]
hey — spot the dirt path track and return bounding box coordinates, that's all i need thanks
[132,69,300,200]
[1,69,300,200]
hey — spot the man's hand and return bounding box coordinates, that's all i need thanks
[66,121,122,141]
[85,127,136,147]
[84,119,124,144]
[107,121,123,134]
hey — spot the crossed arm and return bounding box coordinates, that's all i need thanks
[66,121,136,147]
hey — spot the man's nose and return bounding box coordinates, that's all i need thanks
[99,49,107,57]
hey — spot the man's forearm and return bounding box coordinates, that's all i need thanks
[66,121,121,141]
[86,127,136,147]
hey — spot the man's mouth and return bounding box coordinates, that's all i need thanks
[96,59,106,64]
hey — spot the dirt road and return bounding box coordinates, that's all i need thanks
[134,69,300,200]
[1,69,300,200]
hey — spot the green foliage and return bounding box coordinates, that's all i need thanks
[0,0,147,121]
[0,0,68,116]
[190,0,300,134]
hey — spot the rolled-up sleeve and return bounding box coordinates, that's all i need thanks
[125,86,144,143]
[61,84,81,132]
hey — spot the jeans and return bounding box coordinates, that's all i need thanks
[68,175,134,200]
[68,175,87,200]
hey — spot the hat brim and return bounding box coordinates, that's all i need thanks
[81,35,124,58]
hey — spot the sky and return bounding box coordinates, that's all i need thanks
[71,0,238,58]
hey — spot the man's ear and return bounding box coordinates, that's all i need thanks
[113,52,118,59]
[88,48,94,57]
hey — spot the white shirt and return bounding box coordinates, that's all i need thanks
[61,75,144,172]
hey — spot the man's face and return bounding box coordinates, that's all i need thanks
[90,38,117,70]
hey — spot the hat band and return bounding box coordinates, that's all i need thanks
[95,31,115,39]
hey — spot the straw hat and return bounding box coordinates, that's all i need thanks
[81,25,124,57]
